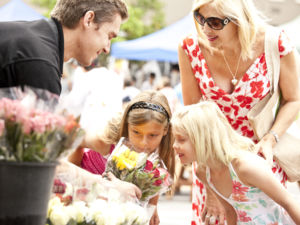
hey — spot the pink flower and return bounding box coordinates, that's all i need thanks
[232,181,249,195]
[237,210,252,222]
[158,167,171,186]
[144,160,153,171]
[152,168,160,178]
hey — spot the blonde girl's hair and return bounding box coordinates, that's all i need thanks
[171,101,254,166]
[101,90,175,176]
[192,0,267,60]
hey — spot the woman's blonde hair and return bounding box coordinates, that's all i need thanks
[192,0,267,60]
[171,101,254,166]
[101,90,175,176]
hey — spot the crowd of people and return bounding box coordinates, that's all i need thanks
[0,0,300,224]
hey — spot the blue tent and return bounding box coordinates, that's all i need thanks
[0,0,45,22]
[111,13,196,63]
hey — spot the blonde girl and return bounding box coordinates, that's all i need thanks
[172,101,300,225]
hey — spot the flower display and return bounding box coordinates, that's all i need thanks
[105,137,172,202]
[47,181,150,225]
[0,87,84,162]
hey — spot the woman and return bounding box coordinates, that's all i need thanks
[178,0,300,224]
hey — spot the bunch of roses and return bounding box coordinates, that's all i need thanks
[0,96,84,162]
[105,138,172,202]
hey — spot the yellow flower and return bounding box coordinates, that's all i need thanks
[115,150,138,170]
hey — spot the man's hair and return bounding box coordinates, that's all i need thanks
[50,0,128,29]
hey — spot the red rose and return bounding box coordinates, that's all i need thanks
[144,160,153,171]
[152,168,160,178]
[154,179,163,186]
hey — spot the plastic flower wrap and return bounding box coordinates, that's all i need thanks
[0,87,84,162]
[105,137,173,202]
[48,167,151,225]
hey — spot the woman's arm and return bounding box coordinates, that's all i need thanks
[196,167,236,225]
[272,50,300,136]
[178,44,202,105]
[257,50,300,164]
[236,154,300,224]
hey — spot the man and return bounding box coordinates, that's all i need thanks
[0,0,128,95]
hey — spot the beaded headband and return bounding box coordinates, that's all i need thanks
[128,101,169,120]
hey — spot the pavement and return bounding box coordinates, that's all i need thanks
[157,182,300,225]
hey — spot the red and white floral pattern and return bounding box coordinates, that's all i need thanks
[181,30,293,225]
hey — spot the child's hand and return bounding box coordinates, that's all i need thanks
[104,172,142,200]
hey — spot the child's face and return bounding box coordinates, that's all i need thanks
[173,129,197,164]
[128,120,167,154]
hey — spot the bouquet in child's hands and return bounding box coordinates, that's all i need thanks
[105,137,172,202]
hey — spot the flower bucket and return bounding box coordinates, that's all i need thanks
[0,161,57,225]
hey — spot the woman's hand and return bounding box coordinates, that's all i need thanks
[255,133,276,167]
[149,206,160,225]
[104,172,142,200]
[201,189,226,225]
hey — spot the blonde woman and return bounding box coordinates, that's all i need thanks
[172,101,300,225]
[178,0,300,224]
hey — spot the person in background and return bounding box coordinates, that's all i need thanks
[0,0,128,96]
[69,90,175,225]
[178,0,300,224]
[157,76,181,113]
[172,101,300,225]
[141,72,157,91]
[122,75,141,108]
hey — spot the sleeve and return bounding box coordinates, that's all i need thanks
[278,29,295,58]
[10,60,61,95]
[181,35,198,63]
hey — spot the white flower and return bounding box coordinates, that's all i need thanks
[72,201,88,223]
[49,203,70,225]
[123,202,149,225]
[47,197,62,218]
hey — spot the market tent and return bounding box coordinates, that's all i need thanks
[0,0,45,22]
[111,13,196,63]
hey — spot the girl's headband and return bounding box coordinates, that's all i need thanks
[128,101,169,120]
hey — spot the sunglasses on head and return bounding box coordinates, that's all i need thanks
[194,11,231,30]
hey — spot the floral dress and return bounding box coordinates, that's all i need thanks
[181,30,294,225]
[205,165,295,225]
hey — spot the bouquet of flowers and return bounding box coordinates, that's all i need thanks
[48,178,150,225]
[0,87,84,162]
[105,137,172,202]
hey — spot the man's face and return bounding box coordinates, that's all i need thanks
[76,12,122,66]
